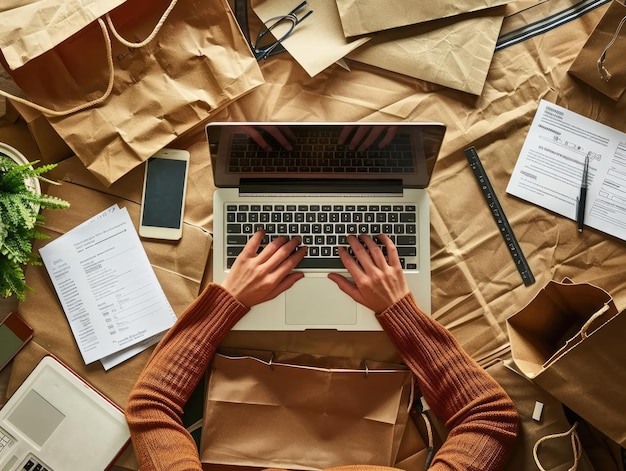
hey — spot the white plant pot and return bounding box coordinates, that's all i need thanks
[0,142,41,198]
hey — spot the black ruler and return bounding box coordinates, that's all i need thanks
[464,146,535,287]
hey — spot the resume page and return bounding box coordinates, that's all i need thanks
[40,205,176,365]
[507,99,626,241]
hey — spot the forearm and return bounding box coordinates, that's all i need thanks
[377,294,519,471]
[125,284,249,471]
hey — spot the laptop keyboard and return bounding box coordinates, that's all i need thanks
[21,454,52,471]
[0,427,14,453]
[227,128,415,174]
[225,203,418,270]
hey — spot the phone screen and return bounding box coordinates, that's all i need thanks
[142,157,188,229]
[0,323,29,369]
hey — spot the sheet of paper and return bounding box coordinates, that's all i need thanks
[40,204,176,365]
[507,99,626,241]
[100,332,162,370]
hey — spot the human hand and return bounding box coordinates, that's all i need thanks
[328,234,409,313]
[338,125,399,152]
[241,125,296,151]
[222,231,307,307]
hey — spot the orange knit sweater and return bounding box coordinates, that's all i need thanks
[125,284,519,471]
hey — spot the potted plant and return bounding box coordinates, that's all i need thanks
[0,142,70,301]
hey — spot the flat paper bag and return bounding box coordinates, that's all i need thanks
[336,0,514,37]
[347,9,505,95]
[507,279,626,447]
[201,350,412,471]
[0,0,264,186]
[568,0,626,101]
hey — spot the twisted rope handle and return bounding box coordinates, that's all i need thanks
[0,18,114,117]
[0,0,178,117]
[580,303,610,339]
[105,0,177,48]
[597,14,626,82]
[533,422,581,471]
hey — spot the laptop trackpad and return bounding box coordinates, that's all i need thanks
[285,277,357,326]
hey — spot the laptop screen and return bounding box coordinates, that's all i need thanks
[207,123,446,189]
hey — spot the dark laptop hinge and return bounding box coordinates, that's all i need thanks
[239,179,404,195]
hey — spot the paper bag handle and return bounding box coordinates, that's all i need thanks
[0,18,115,117]
[105,0,178,48]
[598,14,626,81]
[533,421,581,471]
[579,303,610,338]
[0,0,177,117]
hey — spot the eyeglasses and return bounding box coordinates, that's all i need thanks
[252,1,313,61]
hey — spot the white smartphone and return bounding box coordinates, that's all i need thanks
[139,148,190,240]
[0,312,34,371]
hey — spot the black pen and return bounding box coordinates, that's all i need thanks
[577,152,590,232]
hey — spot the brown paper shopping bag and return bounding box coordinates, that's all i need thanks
[568,0,626,101]
[507,279,626,448]
[0,0,264,186]
[200,349,413,471]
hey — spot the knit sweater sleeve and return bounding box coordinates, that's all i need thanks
[376,293,519,471]
[124,283,249,471]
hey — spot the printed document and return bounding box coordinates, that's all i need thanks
[40,205,176,365]
[507,99,626,241]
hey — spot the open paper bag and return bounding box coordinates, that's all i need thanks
[507,279,626,447]
[200,349,413,471]
[0,0,264,186]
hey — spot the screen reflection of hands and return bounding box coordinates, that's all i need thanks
[240,125,296,151]
[338,125,399,152]
[241,124,399,152]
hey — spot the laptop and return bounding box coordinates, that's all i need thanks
[0,356,129,471]
[207,122,446,330]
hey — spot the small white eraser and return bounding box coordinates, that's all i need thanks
[532,401,544,422]
[420,396,430,412]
